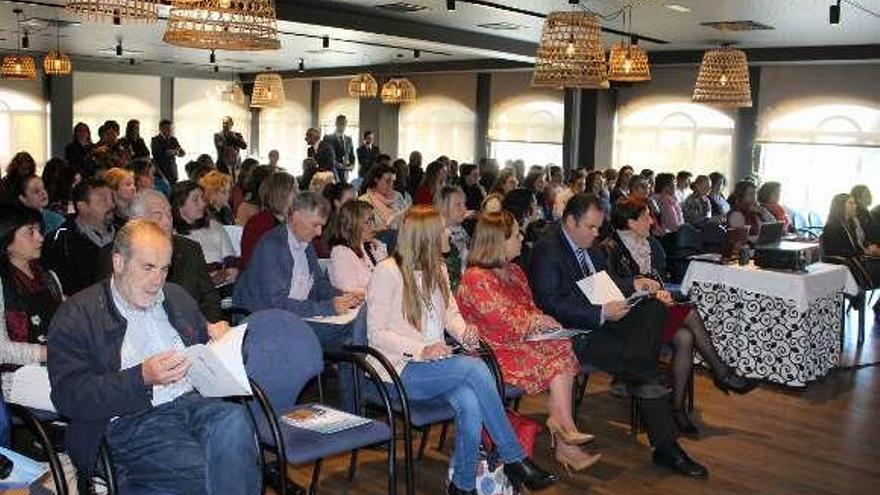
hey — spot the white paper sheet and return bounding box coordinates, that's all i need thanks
[184,323,252,397]
[304,308,359,326]
[8,364,56,413]
[525,328,594,342]
[575,270,625,305]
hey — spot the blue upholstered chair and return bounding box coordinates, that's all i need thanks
[243,309,397,495]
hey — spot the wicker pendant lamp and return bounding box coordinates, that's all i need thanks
[66,0,159,24]
[380,77,417,104]
[1,10,37,80]
[251,72,285,108]
[44,20,72,76]
[607,40,650,82]
[532,11,608,89]
[693,45,752,108]
[220,80,246,106]
[163,0,281,51]
[348,72,378,99]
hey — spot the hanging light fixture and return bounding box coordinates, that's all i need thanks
[692,44,752,108]
[66,0,159,24]
[251,71,285,108]
[1,10,38,80]
[220,79,246,106]
[163,0,281,51]
[348,72,378,99]
[44,20,73,76]
[380,77,417,104]
[532,11,608,89]
[607,40,650,82]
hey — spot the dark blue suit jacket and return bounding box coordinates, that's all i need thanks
[528,225,635,330]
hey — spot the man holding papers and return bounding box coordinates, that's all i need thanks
[529,193,708,478]
[48,220,259,495]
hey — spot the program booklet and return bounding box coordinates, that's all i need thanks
[281,404,371,434]
[184,323,252,397]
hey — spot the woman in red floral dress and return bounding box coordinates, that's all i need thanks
[457,211,601,473]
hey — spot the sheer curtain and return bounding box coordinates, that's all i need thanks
[399,73,476,164]
[259,79,311,175]
[0,82,47,170]
[73,72,160,147]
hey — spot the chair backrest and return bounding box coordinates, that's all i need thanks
[243,309,323,412]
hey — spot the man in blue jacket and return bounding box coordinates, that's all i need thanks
[48,219,260,494]
[529,193,708,478]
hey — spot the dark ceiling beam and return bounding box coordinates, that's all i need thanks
[274,0,537,60]
[240,58,532,81]
[650,44,880,65]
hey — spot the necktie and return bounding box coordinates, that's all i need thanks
[576,248,594,277]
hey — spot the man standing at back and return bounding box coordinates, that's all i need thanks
[48,219,260,494]
[151,119,185,184]
[356,130,380,180]
[323,114,355,183]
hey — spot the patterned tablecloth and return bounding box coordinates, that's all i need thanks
[681,261,858,387]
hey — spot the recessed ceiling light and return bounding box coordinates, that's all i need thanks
[477,22,524,30]
[665,4,691,13]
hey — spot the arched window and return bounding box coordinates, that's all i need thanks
[614,99,734,178]
[260,80,311,175]
[400,95,476,164]
[758,103,880,218]
[0,89,47,172]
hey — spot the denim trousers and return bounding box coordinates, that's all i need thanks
[400,355,525,491]
[310,320,356,412]
[104,393,260,495]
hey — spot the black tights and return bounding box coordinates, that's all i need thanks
[669,310,730,411]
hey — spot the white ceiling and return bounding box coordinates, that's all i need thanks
[0,0,877,76]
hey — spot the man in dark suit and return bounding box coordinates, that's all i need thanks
[356,130,380,180]
[150,119,185,184]
[213,116,247,179]
[529,193,708,478]
[305,127,336,179]
[322,114,355,183]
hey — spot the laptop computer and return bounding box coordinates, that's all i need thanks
[721,226,750,259]
[755,221,784,246]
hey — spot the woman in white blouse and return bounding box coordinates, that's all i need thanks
[171,180,239,286]
[366,205,555,495]
[327,200,387,294]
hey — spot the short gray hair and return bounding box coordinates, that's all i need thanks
[129,189,170,219]
[290,191,330,219]
[112,219,170,261]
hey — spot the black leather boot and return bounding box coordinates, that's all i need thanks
[503,458,556,491]
[447,481,477,495]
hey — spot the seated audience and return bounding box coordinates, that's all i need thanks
[309,171,336,195]
[491,168,519,197]
[47,219,259,494]
[437,186,471,292]
[327,200,387,294]
[757,181,791,232]
[585,171,609,214]
[600,197,758,433]
[13,175,65,234]
[132,158,158,193]
[299,157,319,192]
[0,205,61,398]
[601,167,617,192]
[0,152,37,204]
[528,193,707,477]
[727,180,764,242]
[675,171,692,205]
[235,164,274,227]
[652,173,684,236]
[482,192,504,214]
[553,169,586,220]
[682,175,714,227]
[548,165,564,189]
[231,158,259,216]
[366,205,555,494]
[640,169,655,192]
[240,171,298,269]
[457,211,601,473]
[199,170,234,225]
[359,162,407,230]
[171,181,238,286]
[316,182,355,258]
[708,172,730,217]
[393,158,414,206]
[822,193,880,300]
[104,167,137,228]
[522,169,547,219]
[408,151,424,197]
[609,165,633,205]
[43,179,115,296]
[233,192,361,323]
[850,184,875,241]
[65,122,93,174]
[460,163,486,212]
[414,160,449,205]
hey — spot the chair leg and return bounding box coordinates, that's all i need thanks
[387,435,398,495]
[402,421,415,495]
[437,422,450,452]
[572,373,589,427]
[858,293,867,348]
[347,449,359,481]
[417,425,432,460]
[687,368,695,414]
[630,397,640,437]
[309,459,322,495]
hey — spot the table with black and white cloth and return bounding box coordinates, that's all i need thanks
[680,261,859,387]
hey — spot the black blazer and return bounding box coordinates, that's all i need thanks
[598,231,667,283]
[821,220,862,258]
[323,133,355,181]
[357,143,380,170]
[150,134,183,183]
[528,225,635,330]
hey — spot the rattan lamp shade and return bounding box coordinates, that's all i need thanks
[250,72,284,108]
[380,77,417,104]
[532,11,608,89]
[607,42,650,82]
[66,0,159,23]
[348,73,378,99]
[163,0,281,51]
[221,81,246,106]
[44,50,73,76]
[1,55,38,80]
[693,46,752,108]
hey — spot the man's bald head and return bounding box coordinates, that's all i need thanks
[112,219,173,309]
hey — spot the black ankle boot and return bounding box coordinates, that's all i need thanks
[504,458,556,491]
[447,481,477,495]
[713,371,760,395]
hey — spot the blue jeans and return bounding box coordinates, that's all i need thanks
[400,356,525,491]
[105,393,260,495]
[0,402,9,447]
[311,320,356,413]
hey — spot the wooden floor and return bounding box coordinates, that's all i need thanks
[275,309,880,495]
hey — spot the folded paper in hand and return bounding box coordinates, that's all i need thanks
[576,270,625,305]
[304,307,360,326]
[0,447,49,489]
[184,323,252,397]
[9,364,56,413]
[525,328,594,342]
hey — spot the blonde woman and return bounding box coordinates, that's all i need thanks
[366,205,555,495]
[103,167,136,227]
[436,185,471,292]
[327,200,387,294]
[199,170,234,225]
[309,171,336,196]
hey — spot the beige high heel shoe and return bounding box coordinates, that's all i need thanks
[546,417,595,446]
[555,446,602,475]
